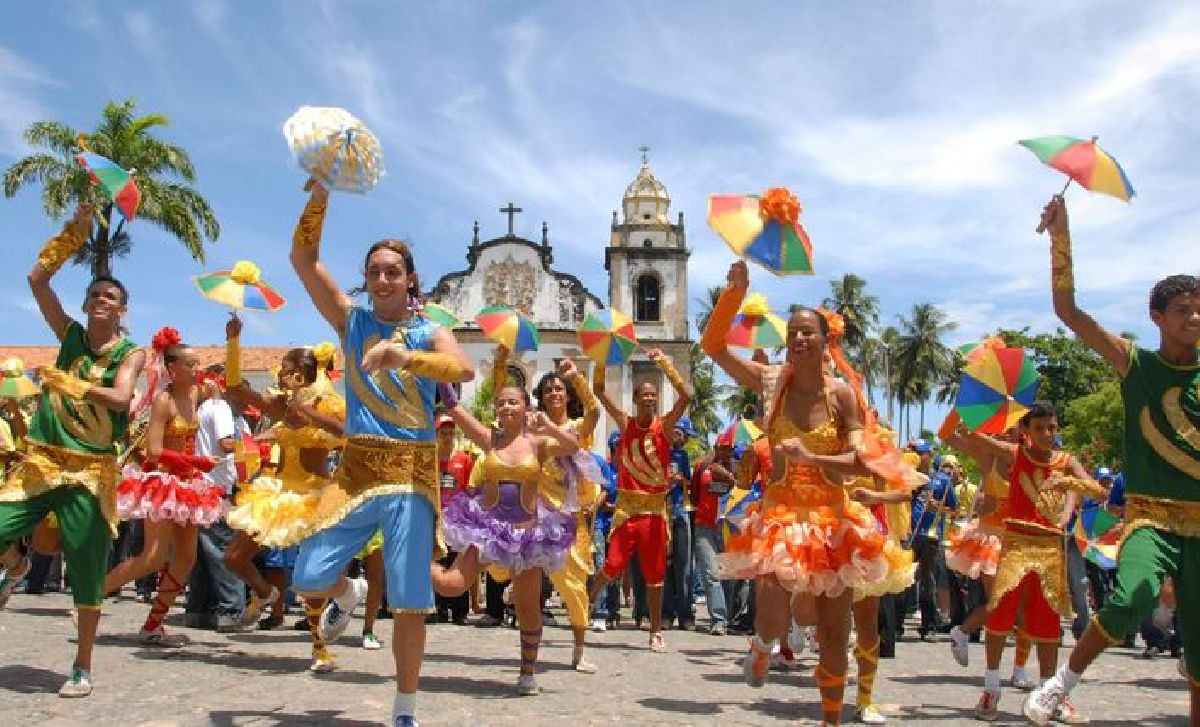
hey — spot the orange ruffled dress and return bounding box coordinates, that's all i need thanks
[718,401,899,598]
[945,464,1007,579]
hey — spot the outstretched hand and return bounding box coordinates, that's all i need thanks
[304,178,329,204]
[72,202,96,231]
[557,357,579,379]
[776,437,815,464]
[361,340,407,373]
[727,260,749,290]
[225,313,242,340]
[1037,195,1068,236]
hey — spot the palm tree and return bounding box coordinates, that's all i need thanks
[3,98,219,277]
[822,273,879,360]
[893,303,957,436]
[722,385,759,422]
[693,284,726,337]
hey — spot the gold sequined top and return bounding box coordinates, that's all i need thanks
[766,397,848,509]
[480,449,542,515]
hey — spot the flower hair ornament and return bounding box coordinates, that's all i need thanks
[132,326,182,416]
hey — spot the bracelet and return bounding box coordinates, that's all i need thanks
[656,355,685,390]
[36,220,88,275]
[1051,230,1074,293]
[292,195,328,249]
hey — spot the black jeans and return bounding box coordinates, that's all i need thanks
[187,519,245,618]
[877,592,900,657]
[485,571,509,621]
[435,551,469,622]
[913,535,947,633]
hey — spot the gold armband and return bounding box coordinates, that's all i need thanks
[403,351,469,383]
[38,367,94,400]
[491,346,509,390]
[1051,230,1074,293]
[592,361,606,392]
[569,372,598,415]
[1059,476,1107,501]
[656,355,685,390]
[36,219,88,276]
[225,334,242,388]
[292,195,328,250]
[700,285,746,355]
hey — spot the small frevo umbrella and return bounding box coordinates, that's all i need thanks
[707,187,813,276]
[421,302,461,329]
[475,306,540,353]
[725,292,786,349]
[193,261,286,312]
[578,309,638,366]
[0,358,39,399]
[75,151,141,222]
[1019,135,1134,232]
[954,346,1040,434]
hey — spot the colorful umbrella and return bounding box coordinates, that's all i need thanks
[720,485,762,541]
[1073,507,1121,569]
[726,292,786,349]
[577,309,638,366]
[283,106,384,194]
[421,302,461,329]
[723,418,764,448]
[75,151,140,221]
[193,261,287,313]
[707,187,813,276]
[475,306,540,353]
[954,346,1040,434]
[0,358,39,399]
[1019,135,1135,203]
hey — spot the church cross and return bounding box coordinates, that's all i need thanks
[639,144,650,164]
[499,202,523,237]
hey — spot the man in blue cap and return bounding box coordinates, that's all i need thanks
[663,417,697,631]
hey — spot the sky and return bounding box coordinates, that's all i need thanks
[1,1,1197,390]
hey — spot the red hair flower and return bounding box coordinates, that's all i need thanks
[151,326,182,352]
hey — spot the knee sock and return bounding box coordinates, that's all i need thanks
[854,637,880,709]
[519,627,542,676]
[142,566,182,632]
[305,597,331,661]
[1014,632,1032,669]
[816,664,846,726]
[393,691,416,719]
[1051,663,1081,693]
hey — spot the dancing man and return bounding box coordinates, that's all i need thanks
[1025,199,1200,724]
[588,349,692,653]
[0,204,146,696]
[288,180,475,726]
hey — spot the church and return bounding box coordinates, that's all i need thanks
[426,154,693,447]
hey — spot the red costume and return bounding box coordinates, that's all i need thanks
[602,416,670,585]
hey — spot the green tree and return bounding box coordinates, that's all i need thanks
[996,327,1119,410]
[822,273,880,389]
[693,284,725,337]
[894,303,957,437]
[3,98,219,277]
[687,343,729,443]
[1063,380,1124,467]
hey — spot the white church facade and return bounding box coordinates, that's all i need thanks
[426,154,693,448]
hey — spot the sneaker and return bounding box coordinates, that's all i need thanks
[258,614,285,631]
[788,624,807,654]
[292,617,309,631]
[1009,670,1039,691]
[362,632,382,650]
[974,690,1000,721]
[241,586,280,629]
[1023,680,1067,726]
[58,666,92,698]
[743,641,770,687]
[516,673,540,696]
[310,652,337,674]
[0,557,30,610]
[572,652,598,673]
[710,622,727,636]
[1052,697,1087,724]
[649,631,667,653]
[590,618,607,633]
[138,627,188,648]
[949,626,970,668]
[772,644,800,672]
[321,577,366,642]
[475,614,501,628]
[394,716,419,727]
[857,704,887,723]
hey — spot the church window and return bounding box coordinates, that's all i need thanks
[642,213,652,220]
[635,274,660,322]
[642,238,653,248]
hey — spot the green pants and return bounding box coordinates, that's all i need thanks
[0,485,111,607]
[1096,526,1200,682]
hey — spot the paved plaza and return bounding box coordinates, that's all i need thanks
[0,592,1190,726]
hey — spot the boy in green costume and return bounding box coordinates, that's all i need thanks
[0,204,146,697]
[1024,196,1200,725]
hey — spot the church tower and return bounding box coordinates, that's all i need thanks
[603,149,692,422]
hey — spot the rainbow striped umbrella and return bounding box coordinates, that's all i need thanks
[475,306,540,353]
[707,187,813,276]
[75,151,140,221]
[1019,136,1134,202]
[421,302,461,328]
[193,261,286,313]
[723,418,764,448]
[0,358,39,400]
[720,485,763,541]
[578,309,638,366]
[726,292,786,349]
[1073,508,1120,569]
[954,346,1040,434]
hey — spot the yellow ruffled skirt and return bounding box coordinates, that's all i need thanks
[227,476,323,548]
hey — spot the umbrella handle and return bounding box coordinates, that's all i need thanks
[1035,180,1073,234]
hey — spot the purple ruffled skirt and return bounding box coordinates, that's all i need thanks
[441,485,576,573]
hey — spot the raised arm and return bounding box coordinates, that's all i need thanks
[437,383,492,451]
[360,325,475,383]
[651,349,691,433]
[28,203,94,341]
[1040,196,1132,376]
[701,261,768,392]
[289,182,353,334]
[561,358,600,443]
[591,363,627,431]
[144,392,171,460]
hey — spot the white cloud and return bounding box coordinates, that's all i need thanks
[0,46,52,156]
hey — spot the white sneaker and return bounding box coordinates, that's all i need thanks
[0,557,30,610]
[58,666,92,698]
[949,626,970,668]
[1009,668,1038,691]
[321,577,366,642]
[590,618,607,633]
[362,632,382,650]
[1023,680,1067,726]
[310,652,336,673]
[138,627,188,648]
[788,623,807,654]
[516,673,540,695]
[241,586,280,628]
[857,704,887,723]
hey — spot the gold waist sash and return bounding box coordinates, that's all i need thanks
[988,530,1070,617]
[0,441,120,535]
[611,489,668,532]
[1123,494,1200,541]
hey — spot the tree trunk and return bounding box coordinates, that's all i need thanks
[919,399,926,436]
[89,204,114,279]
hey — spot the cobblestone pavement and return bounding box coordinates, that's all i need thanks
[0,592,1190,726]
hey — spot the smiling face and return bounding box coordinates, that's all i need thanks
[363,244,414,318]
[495,386,529,429]
[82,279,127,328]
[634,381,658,418]
[538,375,568,417]
[784,309,826,365]
[1151,290,1200,350]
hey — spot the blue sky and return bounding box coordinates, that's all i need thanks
[2,0,1197,368]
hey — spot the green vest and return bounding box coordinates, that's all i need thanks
[28,321,137,456]
[1121,345,1200,503]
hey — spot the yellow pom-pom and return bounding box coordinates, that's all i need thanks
[2,358,24,377]
[230,260,262,285]
[738,292,771,318]
[312,341,337,368]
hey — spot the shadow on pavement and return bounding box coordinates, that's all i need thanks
[0,665,63,694]
[209,708,378,726]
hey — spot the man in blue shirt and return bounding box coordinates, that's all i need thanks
[590,444,621,631]
[662,417,697,631]
[911,443,958,640]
